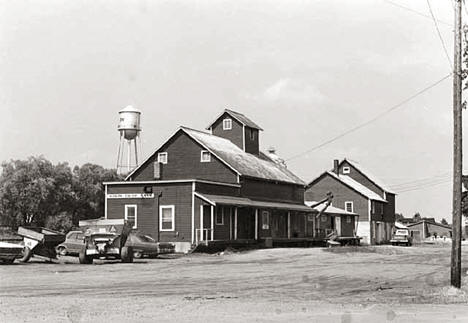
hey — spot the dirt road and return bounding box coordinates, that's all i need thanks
[1,245,468,322]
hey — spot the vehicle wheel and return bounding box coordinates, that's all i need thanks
[79,248,93,264]
[57,246,67,256]
[133,251,143,259]
[121,246,133,263]
[19,247,33,263]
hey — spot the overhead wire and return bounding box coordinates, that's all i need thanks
[426,0,453,70]
[383,0,452,26]
[286,74,452,161]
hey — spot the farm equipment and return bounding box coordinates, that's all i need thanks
[0,242,23,264]
[17,227,66,262]
[78,218,134,264]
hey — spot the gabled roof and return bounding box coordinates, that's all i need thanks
[407,220,452,230]
[126,126,305,186]
[182,127,304,185]
[206,109,263,131]
[339,158,396,194]
[308,171,387,202]
[304,201,358,216]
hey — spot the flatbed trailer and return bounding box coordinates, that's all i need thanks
[17,227,65,262]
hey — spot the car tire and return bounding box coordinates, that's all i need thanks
[133,251,143,259]
[79,248,93,264]
[19,247,33,263]
[57,246,67,256]
[121,246,133,263]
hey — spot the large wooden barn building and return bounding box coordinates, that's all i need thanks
[104,109,326,252]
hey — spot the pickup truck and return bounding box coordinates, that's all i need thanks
[390,229,412,246]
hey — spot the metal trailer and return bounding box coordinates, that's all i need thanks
[17,227,65,262]
[78,218,134,264]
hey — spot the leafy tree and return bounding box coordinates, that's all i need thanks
[45,212,74,233]
[413,212,421,221]
[441,218,449,226]
[395,213,404,221]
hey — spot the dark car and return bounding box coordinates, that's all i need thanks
[56,231,85,256]
[126,233,175,258]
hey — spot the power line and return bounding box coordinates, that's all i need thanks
[397,178,451,193]
[286,74,451,161]
[426,0,453,70]
[383,0,452,26]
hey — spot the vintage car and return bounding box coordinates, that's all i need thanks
[0,241,23,264]
[390,229,413,246]
[126,233,175,258]
[56,231,85,256]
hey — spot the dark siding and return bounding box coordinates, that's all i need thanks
[106,183,192,243]
[244,127,259,155]
[339,161,385,197]
[132,131,238,184]
[195,182,241,196]
[241,178,304,203]
[371,201,386,222]
[214,206,231,240]
[305,174,369,222]
[383,193,396,222]
[340,215,355,237]
[211,112,244,150]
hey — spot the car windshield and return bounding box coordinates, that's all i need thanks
[395,230,408,235]
[138,235,156,243]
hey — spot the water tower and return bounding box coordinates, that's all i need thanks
[117,105,142,174]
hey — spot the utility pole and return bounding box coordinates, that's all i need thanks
[451,0,463,289]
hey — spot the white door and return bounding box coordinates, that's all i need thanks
[335,216,341,236]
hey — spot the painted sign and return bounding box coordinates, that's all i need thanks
[107,193,154,199]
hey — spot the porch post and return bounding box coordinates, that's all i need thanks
[255,209,258,240]
[200,205,204,241]
[229,207,233,240]
[287,211,291,239]
[234,207,238,240]
[210,205,214,241]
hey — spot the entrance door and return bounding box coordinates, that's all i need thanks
[335,216,341,236]
[202,205,212,241]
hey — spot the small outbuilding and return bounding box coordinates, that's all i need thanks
[406,220,452,243]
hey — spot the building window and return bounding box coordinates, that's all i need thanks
[345,201,354,213]
[160,205,175,231]
[346,215,351,223]
[200,150,211,162]
[157,152,168,164]
[223,118,232,130]
[321,214,327,222]
[125,204,137,229]
[343,166,350,174]
[261,211,270,229]
[216,207,225,225]
[380,203,384,215]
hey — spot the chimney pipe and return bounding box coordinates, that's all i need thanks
[333,159,339,175]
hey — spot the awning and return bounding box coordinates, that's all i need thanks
[305,201,358,217]
[195,193,315,213]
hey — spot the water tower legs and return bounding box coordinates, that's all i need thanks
[117,134,141,175]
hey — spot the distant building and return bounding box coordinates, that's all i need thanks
[407,220,452,243]
[305,159,396,245]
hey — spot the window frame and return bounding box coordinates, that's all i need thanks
[200,150,211,163]
[216,207,224,225]
[157,152,168,164]
[223,118,232,130]
[345,201,354,213]
[125,204,138,229]
[342,166,351,174]
[159,205,175,232]
[261,210,270,230]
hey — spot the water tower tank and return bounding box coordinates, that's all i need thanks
[118,105,141,140]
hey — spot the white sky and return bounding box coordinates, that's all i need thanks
[0,0,465,221]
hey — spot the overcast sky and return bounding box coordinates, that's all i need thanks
[0,0,464,221]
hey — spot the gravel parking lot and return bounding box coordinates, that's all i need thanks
[2,245,468,322]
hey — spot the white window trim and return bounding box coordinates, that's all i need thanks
[125,204,137,229]
[261,210,270,229]
[345,201,354,213]
[223,118,232,130]
[200,150,211,163]
[160,205,175,231]
[157,152,168,164]
[216,207,224,225]
[343,166,351,174]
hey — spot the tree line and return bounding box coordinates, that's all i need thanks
[0,156,122,232]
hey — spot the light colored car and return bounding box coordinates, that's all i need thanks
[391,229,412,246]
[56,231,85,256]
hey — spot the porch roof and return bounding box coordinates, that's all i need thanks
[195,193,315,213]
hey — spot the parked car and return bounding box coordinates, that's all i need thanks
[390,229,412,246]
[126,233,175,258]
[56,231,85,256]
